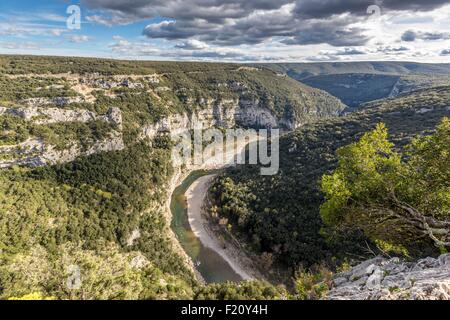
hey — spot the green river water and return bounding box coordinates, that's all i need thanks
[170,170,242,283]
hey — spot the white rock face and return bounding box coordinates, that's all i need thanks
[20,97,85,107]
[49,130,124,163]
[140,98,234,140]
[78,74,160,90]
[10,107,95,124]
[0,131,124,168]
[4,106,123,127]
[130,253,150,270]
[0,107,124,168]
[235,99,279,128]
[327,254,450,300]
[140,97,300,141]
[127,229,141,247]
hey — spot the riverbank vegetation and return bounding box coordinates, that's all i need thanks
[0,56,346,299]
[210,86,450,283]
[1,55,449,300]
[0,138,199,299]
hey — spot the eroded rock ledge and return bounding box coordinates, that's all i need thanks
[0,107,124,168]
[327,254,450,300]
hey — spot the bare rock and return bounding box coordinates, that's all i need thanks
[328,254,450,300]
[127,229,141,247]
[21,96,84,107]
[0,108,124,169]
[130,253,150,270]
[366,267,384,290]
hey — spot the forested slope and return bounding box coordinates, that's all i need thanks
[210,86,450,277]
[0,55,345,299]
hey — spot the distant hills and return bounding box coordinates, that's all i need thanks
[0,55,345,299]
[0,55,449,299]
[258,62,450,79]
[257,62,450,109]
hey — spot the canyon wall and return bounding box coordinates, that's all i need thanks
[0,107,124,168]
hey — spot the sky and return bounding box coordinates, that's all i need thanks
[1,0,450,62]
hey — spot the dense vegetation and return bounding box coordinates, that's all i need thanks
[0,137,201,299]
[194,281,288,300]
[0,114,117,150]
[1,55,449,300]
[1,242,194,300]
[210,86,450,278]
[0,56,346,300]
[0,76,77,102]
[321,119,449,252]
[0,55,240,76]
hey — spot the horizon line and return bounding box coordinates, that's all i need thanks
[1,53,450,65]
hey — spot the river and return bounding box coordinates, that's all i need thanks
[170,170,243,283]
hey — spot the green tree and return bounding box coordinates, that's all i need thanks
[0,242,193,300]
[8,293,56,300]
[194,281,288,300]
[320,118,450,251]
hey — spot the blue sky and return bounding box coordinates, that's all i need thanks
[0,1,162,58]
[1,0,450,62]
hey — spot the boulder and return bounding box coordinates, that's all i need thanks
[327,254,450,300]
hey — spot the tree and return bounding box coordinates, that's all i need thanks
[320,118,450,252]
[8,292,55,300]
[0,242,194,300]
[194,281,288,300]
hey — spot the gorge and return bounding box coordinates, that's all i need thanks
[0,56,449,300]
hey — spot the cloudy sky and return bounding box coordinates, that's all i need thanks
[1,0,450,62]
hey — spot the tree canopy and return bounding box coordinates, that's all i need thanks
[321,118,450,252]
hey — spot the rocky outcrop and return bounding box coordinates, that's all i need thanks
[0,107,124,168]
[235,99,279,128]
[43,129,124,164]
[327,254,450,300]
[20,96,85,107]
[0,130,124,168]
[141,103,230,141]
[140,97,302,141]
[3,106,122,128]
[79,74,160,89]
[126,229,141,247]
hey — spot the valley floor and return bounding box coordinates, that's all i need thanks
[186,174,264,281]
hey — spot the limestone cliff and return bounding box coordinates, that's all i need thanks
[327,254,450,300]
[1,69,345,168]
[0,107,124,168]
[139,95,322,141]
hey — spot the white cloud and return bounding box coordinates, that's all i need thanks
[50,29,68,36]
[70,35,92,43]
[175,39,209,50]
[86,15,117,27]
[3,2,450,62]
[0,41,39,50]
